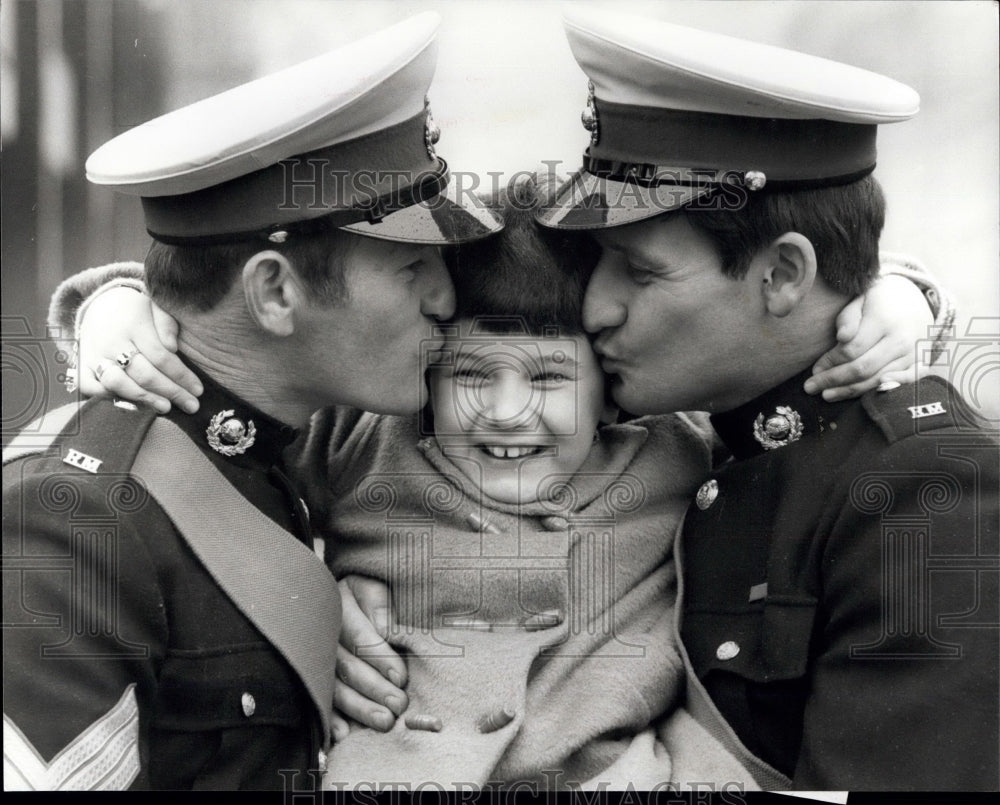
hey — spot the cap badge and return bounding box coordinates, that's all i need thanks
[424,95,441,159]
[753,406,803,451]
[743,171,767,191]
[207,409,257,456]
[580,80,600,146]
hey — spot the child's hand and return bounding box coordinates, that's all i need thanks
[805,274,932,401]
[77,287,202,413]
[332,576,408,740]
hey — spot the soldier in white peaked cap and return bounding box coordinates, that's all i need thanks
[3,13,500,791]
[85,12,499,247]
[536,7,997,791]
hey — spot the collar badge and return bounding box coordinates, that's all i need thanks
[207,409,257,456]
[753,405,804,451]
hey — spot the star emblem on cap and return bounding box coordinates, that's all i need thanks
[580,80,600,146]
[424,95,441,159]
[753,405,803,451]
[206,409,257,456]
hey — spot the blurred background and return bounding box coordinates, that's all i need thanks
[3,0,998,438]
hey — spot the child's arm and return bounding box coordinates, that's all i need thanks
[805,253,954,401]
[54,255,952,409]
[54,272,203,413]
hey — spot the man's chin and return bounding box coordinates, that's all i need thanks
[363,384,428,417]
[610,380,648,416]
[610,379,678,417]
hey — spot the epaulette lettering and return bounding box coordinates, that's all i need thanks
[63,448,103,473]
[908,401,946,419]
[862,376,991,445]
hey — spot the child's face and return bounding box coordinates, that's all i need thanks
[428,320,611,505]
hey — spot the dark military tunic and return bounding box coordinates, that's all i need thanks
[677,371,999,790]
[3,368,341,790]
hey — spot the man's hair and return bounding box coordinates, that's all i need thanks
[446,175,599,336]
[683,174,886,297]
[145,227,351,311]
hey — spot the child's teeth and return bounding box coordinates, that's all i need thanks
[484,445,537,458]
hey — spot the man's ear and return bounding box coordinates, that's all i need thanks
[760,232,817,317]
[242,250,301,336]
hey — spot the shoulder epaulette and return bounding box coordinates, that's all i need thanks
[861,375,994,444]
[3,398,159,475]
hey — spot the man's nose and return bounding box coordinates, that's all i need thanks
[420,248,456,321]
[582,254,627,333]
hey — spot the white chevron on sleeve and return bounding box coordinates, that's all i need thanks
[3,684,140,790]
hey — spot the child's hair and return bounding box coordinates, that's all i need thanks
[445,174,600,336]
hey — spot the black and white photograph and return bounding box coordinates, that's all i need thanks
[2,0,998,797]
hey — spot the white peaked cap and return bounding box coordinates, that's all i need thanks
[538,6,919,230]
[86,13,501,245]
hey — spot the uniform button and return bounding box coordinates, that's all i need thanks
[715,641,740,661]
[241,692,256,717]
[696,480,718,510]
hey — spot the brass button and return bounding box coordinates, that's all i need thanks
[715,641,740,661]
[696,480,718,510]
[241,692,256,717]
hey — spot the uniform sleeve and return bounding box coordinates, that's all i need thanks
[2,461,168,790]
[46,263,146,349]
[793,436,999,789]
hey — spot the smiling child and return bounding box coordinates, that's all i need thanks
[52,175,940,789]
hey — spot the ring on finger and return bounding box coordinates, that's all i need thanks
[115,346,140,370]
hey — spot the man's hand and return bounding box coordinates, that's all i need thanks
[331,576,407,740]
